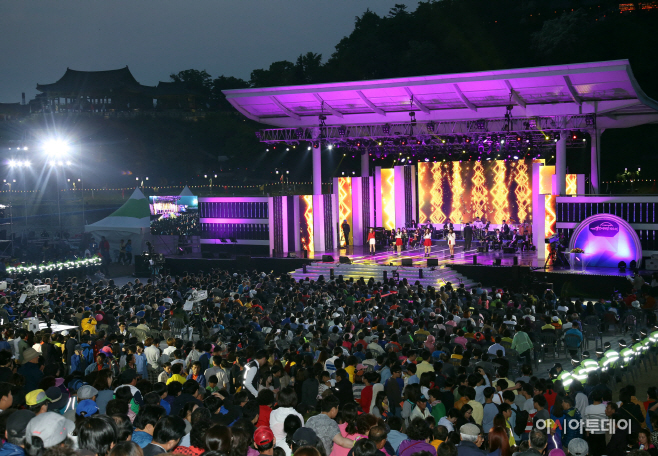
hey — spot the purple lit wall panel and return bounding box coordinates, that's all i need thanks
[199,197,268,203]
[394,166,406,228]
[568,214,642,268]
[200,218,268,224]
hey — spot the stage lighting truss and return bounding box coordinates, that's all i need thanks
[256,116,591,159]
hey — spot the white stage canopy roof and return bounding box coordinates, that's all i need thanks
[224,60,658,130]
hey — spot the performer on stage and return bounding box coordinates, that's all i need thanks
[341,219,351,247]
[463,222,473,251]
[501,219,510,239]
[447,228,456,258]
[395,228,403,256]
[367,227,376,254]
[423,228,432,257]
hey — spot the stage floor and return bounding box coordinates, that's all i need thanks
[280,243,634,277]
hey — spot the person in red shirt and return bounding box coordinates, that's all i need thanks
[367,227,377,254]
[256,389,275,429]
[360,372,377,413]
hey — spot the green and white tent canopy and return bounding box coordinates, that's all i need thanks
[84,187,151,248]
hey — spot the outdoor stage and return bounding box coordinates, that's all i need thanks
[168,238,633,298]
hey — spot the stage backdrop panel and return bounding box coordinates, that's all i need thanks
[298,195,314,253]
[381,168,396,230]
[417,160,533,225]
[568,214,642,267]
[337,177,353,246]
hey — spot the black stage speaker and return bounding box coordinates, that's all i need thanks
[513,256,519,266]
[473,255,478,265]
[503,247,516,254]
[401,258,413,266]
[339,256,352,264]
[494,258,502,266]
[427,259,439,267]
[322,255,334,262]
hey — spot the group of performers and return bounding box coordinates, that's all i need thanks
[359,217,534,259]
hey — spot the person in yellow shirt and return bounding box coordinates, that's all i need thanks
[430,425,449,451]
[81,311,97,335]
[345,356,358,383]
[166,363,187,385]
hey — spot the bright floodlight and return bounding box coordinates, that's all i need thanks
[43,139,70,158]
[8,160,17,168]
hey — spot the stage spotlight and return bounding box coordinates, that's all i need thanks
[382,124,391,135]
[415,138,422,145]
[255,131,262,139]
[295,128,304,139]
[516,135,522,142]
[400,137,407,145]
[448,136,455,144]
[327,144,333,150]
[312,142,320,149]
[513,155,519,160]
[464,136,471,143]
[500,138,505,145]
[476,120,486,130]
[491,134,498,142]
[424,157,429,162]
[43,139,70,158]
[338,125,347,136]
[586,114,595,126]
[355,140,362,147]
[440,137,446,144]
[571,131,579,140]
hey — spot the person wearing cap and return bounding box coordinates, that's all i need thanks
[25,390,50,415]
[0,410,35,456]
[254,426,277,456]
[455,423,484,456]
[76,399,99,419]
[18,348,43,394]
[409,395,431,422]
[46,386,75,421]
[25,412,75,451]
[567,438,588,456]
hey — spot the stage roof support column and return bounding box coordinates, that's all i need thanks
[589,128,603,194]
[361,152,369,177]
[312,128,322,195]
[532,162,546,261]
[555,132,567,196]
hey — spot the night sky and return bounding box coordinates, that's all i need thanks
[0,1,420,103]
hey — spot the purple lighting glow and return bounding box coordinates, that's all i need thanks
[568,214,642,268]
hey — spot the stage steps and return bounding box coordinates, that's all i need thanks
[289,262,477,289]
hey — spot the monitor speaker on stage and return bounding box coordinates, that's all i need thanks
[322,255,334,262]
[339,256,352,264]
[401,259,413,266]
[427,259,439,267]
[513,256,519,266]
[494,258,501,266]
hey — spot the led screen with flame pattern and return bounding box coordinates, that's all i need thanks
[299,195,314,253]
[338,177,353,246]
[381,168,395,230]
[417,160,533,225]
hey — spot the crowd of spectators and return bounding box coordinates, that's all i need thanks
[0,267,653,456]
